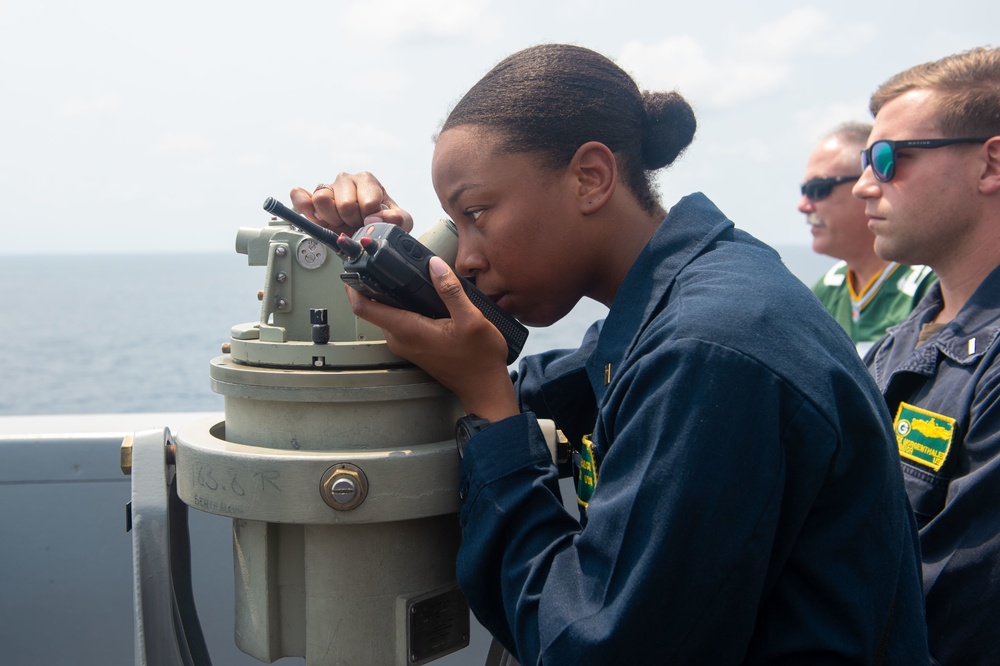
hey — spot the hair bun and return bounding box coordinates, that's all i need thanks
[442,44,699,214]
[641,91,697,170]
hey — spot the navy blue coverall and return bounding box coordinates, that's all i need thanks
[456,194,928,665]
[867,264,1000,666]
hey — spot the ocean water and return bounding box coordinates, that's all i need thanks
[0,245,825,416]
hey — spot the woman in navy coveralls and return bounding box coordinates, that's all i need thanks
[295,44,929,665]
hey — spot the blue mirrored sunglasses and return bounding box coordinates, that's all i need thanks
[861,138,989,182]
[800,175,860,202]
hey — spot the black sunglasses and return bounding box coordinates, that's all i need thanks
[861,138,990,182]
[800,175,860,202]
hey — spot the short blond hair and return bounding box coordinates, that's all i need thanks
[870,46,1000,138]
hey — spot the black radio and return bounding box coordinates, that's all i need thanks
[262,197,528,364]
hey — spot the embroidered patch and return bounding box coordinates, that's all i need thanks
[894,402,955,472]
[576,434,597,508]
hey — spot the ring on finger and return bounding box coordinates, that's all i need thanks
[314,183,334,194]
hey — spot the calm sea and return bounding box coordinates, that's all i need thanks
[0,245,824,416]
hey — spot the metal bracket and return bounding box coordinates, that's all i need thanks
[128,428,212,666]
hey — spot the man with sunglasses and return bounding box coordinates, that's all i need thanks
[855,46,1000,666]
[799,123,935,354]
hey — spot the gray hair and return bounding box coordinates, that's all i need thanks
[826,122,873,149]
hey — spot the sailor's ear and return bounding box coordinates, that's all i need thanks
[979,137,1000,195]
[569,142,617,215]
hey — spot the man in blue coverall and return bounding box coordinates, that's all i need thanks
[855,46,1000,665]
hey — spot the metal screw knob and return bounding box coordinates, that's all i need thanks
[329,477,358,505]
[320,464,368,511]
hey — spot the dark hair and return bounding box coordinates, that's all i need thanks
[870,46,1000,138]
[440,44,697,214]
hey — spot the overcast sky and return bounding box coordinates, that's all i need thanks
[1,0,996,255]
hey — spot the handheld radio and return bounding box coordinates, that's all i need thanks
[262,197,528,364]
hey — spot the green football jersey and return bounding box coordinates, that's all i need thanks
[812,261,937,346]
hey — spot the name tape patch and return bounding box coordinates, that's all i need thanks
[894,402,955,472]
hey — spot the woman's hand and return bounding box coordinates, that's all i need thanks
[290,172,413,236]
[346,256,519,423]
